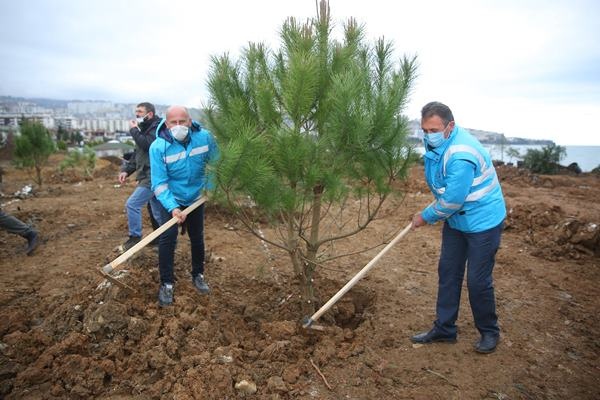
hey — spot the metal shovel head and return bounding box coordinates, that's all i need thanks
[96,269,135,292]
[301,316,326,331]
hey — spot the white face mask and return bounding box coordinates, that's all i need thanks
[170,125,189,142]
[136,113,149,124]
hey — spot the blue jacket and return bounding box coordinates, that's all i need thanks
[421,125,506,233]
[150,119,219,212]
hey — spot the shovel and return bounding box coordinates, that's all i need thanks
[302,221,413,330]
[98,196,207,290]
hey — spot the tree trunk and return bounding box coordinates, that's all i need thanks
[35,165,43,186]
[285,212,315,315]
[300,262,316,315]
[286,215,302,277]
[298,184,324,315]
[288,248,316,315]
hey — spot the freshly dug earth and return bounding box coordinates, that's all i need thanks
[1,157,599,399]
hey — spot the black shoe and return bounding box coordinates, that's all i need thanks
[158,283,174,306]
[122,236,141,252]
[410,329,457,344]
[24,230,39,256]
[192,274,210,294]
[475,334,499,354]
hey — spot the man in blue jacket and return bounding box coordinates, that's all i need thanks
[149,105,218,306]
[411,102,506,354]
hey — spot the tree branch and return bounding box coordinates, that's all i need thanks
[316,191,387,248]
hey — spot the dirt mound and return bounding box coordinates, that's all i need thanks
[497,165,600,190]
[506,203,599,260]
[2,255,374,399]
[45,157,120,184]
[496,165,539,186]
[93,157,121,180]
[2,164,600,399]
[0,153,121,186]
[497,165,576,188]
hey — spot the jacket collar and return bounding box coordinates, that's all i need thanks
[139,115,161,133]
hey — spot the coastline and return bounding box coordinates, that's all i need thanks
[412,144,599,172]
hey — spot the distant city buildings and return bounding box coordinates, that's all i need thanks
[67,101,114,114]
[0,96,551,147]
[0,112,54,130]
[0,99,134,138]
[0,98,172,146]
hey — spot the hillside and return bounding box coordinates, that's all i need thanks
[0,158,599,399]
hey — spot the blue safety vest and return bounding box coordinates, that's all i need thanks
[150,120,219,212]
[422,126,506,233]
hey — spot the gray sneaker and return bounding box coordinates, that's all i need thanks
[158,283,174,306]
[193,274,210,294]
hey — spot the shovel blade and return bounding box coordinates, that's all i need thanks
[96,269,136,293]
[301,316,326,331]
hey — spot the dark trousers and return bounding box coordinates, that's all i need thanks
[155,202,205,285]
[0,209,32,237]
[434,221,503,338]
[147,202,159,230]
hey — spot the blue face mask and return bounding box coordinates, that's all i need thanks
[424,131,446,148]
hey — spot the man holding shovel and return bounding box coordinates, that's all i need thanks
[411,101,506,354]
[149,105,219,306]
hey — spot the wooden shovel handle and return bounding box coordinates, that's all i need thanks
[102,196,207,274]
[308,221,413,324]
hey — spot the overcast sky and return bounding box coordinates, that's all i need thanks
[1,0,599,145]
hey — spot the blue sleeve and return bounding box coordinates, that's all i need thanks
[422,159,475,224]
[150,141,179,213]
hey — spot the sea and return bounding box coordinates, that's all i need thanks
[414,145,600,173]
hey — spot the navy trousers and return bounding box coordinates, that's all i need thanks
[433,221,503,338]
[154,202,205,285]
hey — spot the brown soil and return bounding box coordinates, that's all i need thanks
[1,158,599,399]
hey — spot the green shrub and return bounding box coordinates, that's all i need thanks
[522,143,566,174]
[56,140,68,151]
[59,146,97,178]
[13,121,56,186]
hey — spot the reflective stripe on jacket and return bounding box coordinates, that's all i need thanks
[149,120,219,212]
[421,126,506,233]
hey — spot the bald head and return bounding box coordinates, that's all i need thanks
[165,105,191,129]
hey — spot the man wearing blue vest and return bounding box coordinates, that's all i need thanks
[149,105,219,306]
[411,102,506,354]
